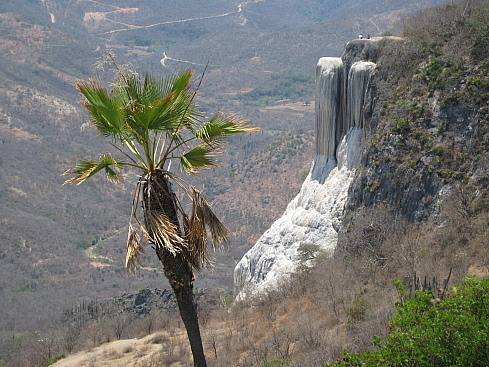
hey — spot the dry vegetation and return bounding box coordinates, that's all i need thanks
[49,186,489,366]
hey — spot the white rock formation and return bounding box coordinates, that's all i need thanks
[234,47,377,299]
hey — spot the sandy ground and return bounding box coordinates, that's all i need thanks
[51,333,172,367]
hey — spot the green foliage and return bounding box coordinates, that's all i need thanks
[262,358,291,367]
[75,237,91,250]
[391,118,410,134]
[326,276,489,367]
[123,36,152,47]
[346,297,370,323]
[45,355,64,366]
[395,98,417,112]
[469,5,489,62]
[424,58,445,91]
[67,68,257,182]
[297,243,322,264]
[11,280,36,292]
[432,145,445,156]
[466,77,489,102]
[222,294,234,308]
[238,72,314,105]
[299,169,310,182]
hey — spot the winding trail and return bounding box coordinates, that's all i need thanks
[83,0,265,66]
[95,1,263,35]
[160,52,207,67]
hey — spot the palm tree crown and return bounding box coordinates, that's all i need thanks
[64,68,258,273]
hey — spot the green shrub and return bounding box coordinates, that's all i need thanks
[237,72,314,105]
[326,276,489,367]
[11,281,36,292]
[391,118,410,134]
[424,58,445,90]
[262,358,291,367]
[346,297,370,323]
[432,145,445,156]
[45,355,64,366]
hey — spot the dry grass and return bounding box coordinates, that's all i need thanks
[103,348,122,359]
[51,332,187,367]
[146,333,169,345]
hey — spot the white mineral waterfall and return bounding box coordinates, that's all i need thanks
[346,61,376,130]
[315,57,343,159]
[234,55,376,299]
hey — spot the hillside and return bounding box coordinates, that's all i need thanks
[0,0,458,366]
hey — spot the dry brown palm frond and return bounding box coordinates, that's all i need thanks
[125,224,144,273]
[193,188,228,249]
[145,210,186,255]
[185,189,210,270]
[182,188,229,270]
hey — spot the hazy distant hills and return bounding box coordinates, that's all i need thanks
[0,0,448,342]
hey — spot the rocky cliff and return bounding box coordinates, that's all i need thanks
[234,17,489,298]
[234,39,384,297]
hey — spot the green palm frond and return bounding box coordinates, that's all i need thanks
[76,80,126,137]
[143,94,175,130]
[63,154,125,185]
[179,145,218,173]
[136,72,191,109]
[124,72,196,130]
[171,70,192,94]
[196,111,259,147]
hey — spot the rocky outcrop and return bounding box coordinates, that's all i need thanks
[118,288,176,316]
[234,39,382,298]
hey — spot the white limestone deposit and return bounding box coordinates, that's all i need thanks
[234,47,377,299]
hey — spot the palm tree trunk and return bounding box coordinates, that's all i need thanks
[156,247,207,367]
[145,170,207,367]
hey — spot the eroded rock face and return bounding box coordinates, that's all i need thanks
[234,41,379,298]
[117,288,176,316]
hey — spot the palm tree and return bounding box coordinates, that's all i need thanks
[64,63,258,367]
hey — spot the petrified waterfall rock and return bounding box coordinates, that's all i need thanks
[234,41,378,298]
[315,57,343,159]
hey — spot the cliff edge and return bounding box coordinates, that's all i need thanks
[234,39,385,297]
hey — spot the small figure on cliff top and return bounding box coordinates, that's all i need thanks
[367,35,371,39]
[359,34,363,39]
